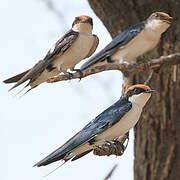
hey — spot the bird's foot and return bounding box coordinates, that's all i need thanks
[107,57,115,63]
[65,72,73,79]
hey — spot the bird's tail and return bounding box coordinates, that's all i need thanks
[3,70,30,84]
[80,52,107,71]
[34,147,92,167]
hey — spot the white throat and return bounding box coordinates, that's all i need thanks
[129,93,151,107]
[145,19,170,35]
[72,23,92,33]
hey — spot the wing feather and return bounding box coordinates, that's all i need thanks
[5,30,79,91]
[80,21,145,71]
[34,96,132,167]
[85,34,99,58]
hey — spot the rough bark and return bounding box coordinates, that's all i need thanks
[88,0,180,180]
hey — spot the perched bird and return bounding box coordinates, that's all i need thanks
[34,84,154,167]
[80,12,172,71]
[3,15,99,93]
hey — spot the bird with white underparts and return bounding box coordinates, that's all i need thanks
[80,12,172,71]
[34,84,154,168]
[3,15,99,94]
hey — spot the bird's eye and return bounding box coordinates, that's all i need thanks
[155,13,158,17]
[134,88,142,94]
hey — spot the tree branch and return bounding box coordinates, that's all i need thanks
[47,53,180,83]
[104,164,118,180]
[93,132,129,157]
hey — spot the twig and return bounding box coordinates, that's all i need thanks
[144,70,154,85]
[104,164,118,180]
[47,53,180,83]
[93,132,129,156]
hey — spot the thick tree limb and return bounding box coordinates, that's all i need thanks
[47,53,180,83]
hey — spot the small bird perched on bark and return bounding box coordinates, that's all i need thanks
[34,84,154,168]
[3,15,99,93]
[80,12,172,71]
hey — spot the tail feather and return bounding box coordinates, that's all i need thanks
[34,153,66,167]
[71,149,92,161]
[3,70,30,84]
[80,52,107,71]
[8,70,35,91]
[43,160,69,178]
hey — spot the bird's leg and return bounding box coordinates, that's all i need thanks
[144,59,150,72]
[137,57,150,72]
[107,56,115,63]
[73,68,83,80]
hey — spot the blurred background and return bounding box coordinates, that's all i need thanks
[0,0,133,179]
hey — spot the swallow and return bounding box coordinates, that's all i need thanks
[34,84,154,167]
[80,12,172,71]
[3,15,99,93]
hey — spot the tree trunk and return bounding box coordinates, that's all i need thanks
[88,0,180,179]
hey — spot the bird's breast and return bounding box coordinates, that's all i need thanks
[96,104,142,141]
[112,30,160,63]
[54,33,95,71]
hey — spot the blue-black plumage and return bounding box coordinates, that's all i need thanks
[34,84,154,167]
[80,12,172,71]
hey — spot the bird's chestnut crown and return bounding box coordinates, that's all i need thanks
[72,15,93,27]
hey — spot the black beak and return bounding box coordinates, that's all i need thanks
[145,89,155,94]
[169,16,173,23]
[163,16,173,24]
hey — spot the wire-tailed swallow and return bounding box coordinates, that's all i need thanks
[80,12,172,71]
[34,84,154,167]
[4,15,99,93]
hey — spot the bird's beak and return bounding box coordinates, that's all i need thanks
[145,89,156,94]
[163,16,173,24]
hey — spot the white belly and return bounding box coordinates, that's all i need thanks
[96,103,142,141]
[54,33,95,71]
[112,30,160,63]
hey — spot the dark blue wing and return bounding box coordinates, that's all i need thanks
[34,96,132,167]
[80,21,145,71]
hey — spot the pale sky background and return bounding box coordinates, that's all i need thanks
[0,0,134,180]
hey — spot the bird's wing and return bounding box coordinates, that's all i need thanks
[3,69,30,84]
[43,29,79,62]
[80,21,145,71]
[5,29,79,91]
[85,34,99,58]
[34,96,132,167]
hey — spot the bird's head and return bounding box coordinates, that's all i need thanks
[72,15,93,33]
[146,12,172,34]
[125,84,154,107]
